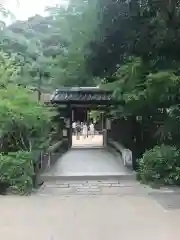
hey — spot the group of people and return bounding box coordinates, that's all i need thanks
[72,121,95,139]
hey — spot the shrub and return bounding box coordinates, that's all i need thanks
[137,144,180,186]
[0,84,52,153]
[0,151,34,195]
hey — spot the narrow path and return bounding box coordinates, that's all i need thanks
[42,148,131,178]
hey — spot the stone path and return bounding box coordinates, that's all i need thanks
[72,134,103,148]
[41,148,131,179]
[1,184,180,240]
[1,147,180,239]
[38,179,143,196]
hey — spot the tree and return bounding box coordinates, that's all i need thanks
[0,51,52,152]
[0,1,99,90]
[83,0,180,169]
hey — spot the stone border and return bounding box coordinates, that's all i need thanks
[108,140,133,168]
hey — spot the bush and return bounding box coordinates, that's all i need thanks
[137,145,180,186]
[0,84,52,153]
[0,151,34,195]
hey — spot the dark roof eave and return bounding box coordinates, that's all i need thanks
[50,99,121,105]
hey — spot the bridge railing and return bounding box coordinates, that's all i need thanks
[108,140,133,169]
[33,139,69,187]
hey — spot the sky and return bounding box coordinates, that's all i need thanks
[3,0,68,21]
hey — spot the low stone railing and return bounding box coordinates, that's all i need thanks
[33,139,69,187]
[108,139,133,168]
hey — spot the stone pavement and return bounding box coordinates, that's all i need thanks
[38,179,142,196]
[42,148,131,178]
[1,146,180,239]
[1,183,180,240]
[72,134,103,148]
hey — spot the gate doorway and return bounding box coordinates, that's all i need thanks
[50,87,117,149]
[71,107,105,148]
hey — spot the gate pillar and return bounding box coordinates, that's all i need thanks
[103,118,111,147]
[63,104,72,149]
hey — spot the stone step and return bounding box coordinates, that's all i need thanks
[39,172,136,182]
[36,179,148,196]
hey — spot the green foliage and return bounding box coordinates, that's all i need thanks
[0,51,53,194]
[47,1,98,87]
[137,145,180,186]
[0,1,99,90]
[2,0,180,188]
[0,51,52,152]
[92,0,180,184]
[107,58,180,114]
[0,51,21,85]
[0,84,52,152]
[0,151,34,194]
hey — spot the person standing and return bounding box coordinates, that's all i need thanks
[82,122,88,138]
[89,122,95,137]
[80,122,83,134]
[76,121,81,140]
[72,121,76,135]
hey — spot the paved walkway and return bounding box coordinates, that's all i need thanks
[42,148,131,178]
[38,179,142,196]
[1,186,180,240]
[72,134,103,148]
[1,147,180,239]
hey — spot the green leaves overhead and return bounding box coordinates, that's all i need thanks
[0,1,100,89]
